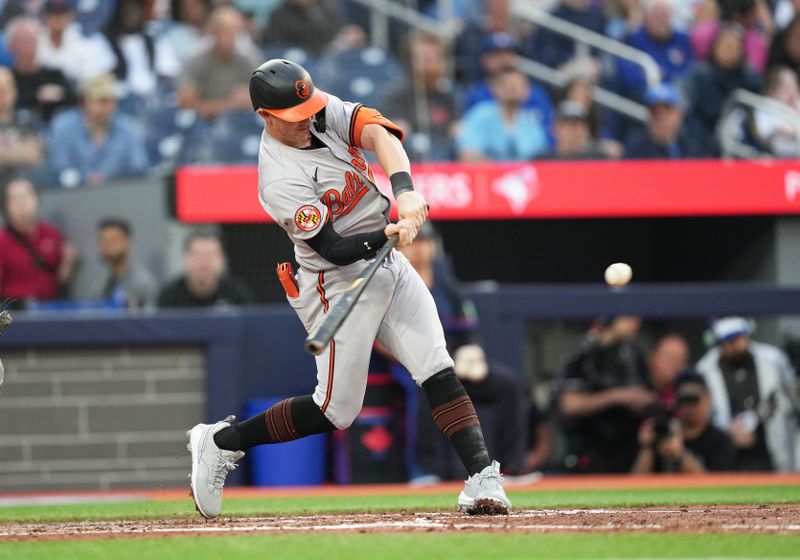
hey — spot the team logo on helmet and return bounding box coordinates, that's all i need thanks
[294,205,321,232]
[295,79,312,99]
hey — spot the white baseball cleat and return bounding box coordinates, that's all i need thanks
[457,460,511,515]
[186,415,244,519]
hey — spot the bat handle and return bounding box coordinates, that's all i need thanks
[304,339,325,356]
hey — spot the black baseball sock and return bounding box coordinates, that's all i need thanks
[213,395,336,451]
[422,368,491,476]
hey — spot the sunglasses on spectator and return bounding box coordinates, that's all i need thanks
[676,393,702,406]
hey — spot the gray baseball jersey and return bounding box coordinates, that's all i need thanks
[257,93,453,429]
[259,93,392,270]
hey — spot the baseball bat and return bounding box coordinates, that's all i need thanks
[304,235,399,356]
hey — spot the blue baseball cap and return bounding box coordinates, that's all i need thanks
[482,32,520,55]
[645,84,680,107]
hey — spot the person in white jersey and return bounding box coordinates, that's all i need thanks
[186,59,511,518]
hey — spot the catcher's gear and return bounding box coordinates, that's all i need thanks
[250,59,328,130]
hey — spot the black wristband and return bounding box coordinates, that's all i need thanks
[390,171,414,198]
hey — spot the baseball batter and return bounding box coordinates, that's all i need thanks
[187,59,510,518]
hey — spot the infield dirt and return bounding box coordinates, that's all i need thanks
[1,505,799,542]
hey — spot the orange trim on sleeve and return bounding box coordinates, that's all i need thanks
[350,106,405,147]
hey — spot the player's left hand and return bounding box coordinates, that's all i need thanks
[396,191,428,229]
[385,218,417,247]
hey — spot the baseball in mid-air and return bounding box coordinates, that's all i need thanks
[605,262,633,287]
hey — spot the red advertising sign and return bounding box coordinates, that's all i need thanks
[175,160,800,223]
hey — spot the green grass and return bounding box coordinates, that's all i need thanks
[1,485,799,524]
[2,485,799,560]
[2,534,800,560]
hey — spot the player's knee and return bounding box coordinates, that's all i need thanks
[328,407,359,429]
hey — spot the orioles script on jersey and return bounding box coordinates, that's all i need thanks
[321,170,369,218]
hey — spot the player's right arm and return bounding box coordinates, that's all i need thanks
[323,94,428,231]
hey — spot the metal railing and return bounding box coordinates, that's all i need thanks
[516,57,649,122]
[346,0,650,123]
[348,0,459,50]
[717,88,800,159]
[510,0,662,88]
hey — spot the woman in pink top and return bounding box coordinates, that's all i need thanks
[691,0,772,72]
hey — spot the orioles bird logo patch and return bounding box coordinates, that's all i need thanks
[295,79,311,99]
[295,205,321,232]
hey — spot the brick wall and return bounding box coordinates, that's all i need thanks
[0,346,206,491]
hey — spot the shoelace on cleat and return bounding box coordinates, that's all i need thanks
[210,454,240,492]
[474,470,504,491]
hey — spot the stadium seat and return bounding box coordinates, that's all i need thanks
[141,106,200,171]
[180,110,263,165]
[261,45,318,77]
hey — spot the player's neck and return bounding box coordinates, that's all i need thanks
[266,123,312,149]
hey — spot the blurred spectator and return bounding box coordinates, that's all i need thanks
[632,370,738,473]
[399,223,525,479]
[457,67,550,161]
[382,32,459,162]
[767,15,800,79]
[236,0,281,32]
[613,0,694,104]
[529,0,606,69]
[0,1,31,30]
[604,0,644,41]
[453,0,516,85]
[0,176,76,306]
[462,33,555,139]
[561,74,625,157]
[178,6,258,120]
[158,230,253,308]
[6,16,75,122]
[90,218,158,310]
[753,65,800,157]
[648,333,690,410]
[522,395,553,474]
[673,0,716,30]
[558,316,654,473]
[163,0,213,65]
[0,67,44,180]
[774,0,800,30]
[539,100,608,160]
[685,25,762,153]
[261,0,342,55]
[691,0,770,73]
[624,84,710,158]
[97,0,180,99]
[37,0,115,83]
[49,73,149,188]
[696,317,799,471]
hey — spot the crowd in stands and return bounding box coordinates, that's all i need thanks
[0,0,795,190]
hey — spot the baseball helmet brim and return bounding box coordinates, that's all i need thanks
[263,89,329,122]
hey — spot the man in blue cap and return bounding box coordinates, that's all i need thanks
[623,83,708,159]
[696,317,799,471]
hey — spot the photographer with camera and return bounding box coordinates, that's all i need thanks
[633,370,737,473]
[559,316,655,473]
[696,317,799,472]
